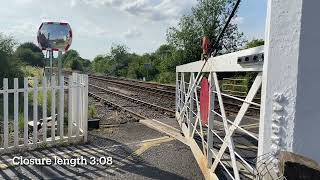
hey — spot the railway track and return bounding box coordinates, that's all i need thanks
[63,77,174,123]
[91,75,176,93]
[88,74,259,116]
[89,75,175,97]
[89,84,175,120]
[89,76,175,110]
[64,71,260,120]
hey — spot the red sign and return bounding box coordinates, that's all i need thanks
[200,77,209,124]
[202,36,209,55]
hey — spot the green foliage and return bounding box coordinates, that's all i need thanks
[61,49,91,72]
[22,66,43,78]
[70,58,83,71]
[29,90,52,115]
[91,44,183,82]
[157,72,176,84]
[244,39,264,49]
[89,0,245,84]
[62,49,79,66]
[91,55,107,74]
[14,42,44,67]
[167,0,245,63]
[224,72,258,96]
[109,45,130,76]
[0,34,24,88]
[90,45,131,77]
[88,105,97,119]
[18,112,25,131]
[18,42,42,53]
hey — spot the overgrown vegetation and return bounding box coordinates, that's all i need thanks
[22,66,43,78]
[88,105,97,119]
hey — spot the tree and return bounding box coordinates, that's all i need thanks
[61,49,80,67]
[70,59,83,71]
[14,42,44,67]
[109,44,130,76]
[18,42,42,53]
[244,39,264,49]
[0,34,24,87]
[167,0,245,63]
[61,49,91,72]
[91,55,109,74]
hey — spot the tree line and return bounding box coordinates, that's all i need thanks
[89,0,263,83]
[0,0,264,85]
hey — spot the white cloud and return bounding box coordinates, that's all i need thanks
[0,21,37,38]
[70,0,77,8]
[14,0,34,4]
[76,21,110,39]
[124,27,142,39]
[81,0,195,23]
[0,0,196,59]
[232,16,244,25]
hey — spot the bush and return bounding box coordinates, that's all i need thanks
[22,66,43,78]
[157,72,176,84]
[70,59,83,71]
[14,46,44,67]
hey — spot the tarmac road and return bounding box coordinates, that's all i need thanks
[0,122,203,180]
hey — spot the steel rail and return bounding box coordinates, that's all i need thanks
[89,75,175,96]
[65,78,174,118]
[89,83,175,115]
[89,76,175,98]
[94,74,176,90]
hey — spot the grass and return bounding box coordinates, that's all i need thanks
[22,66,43,78]
[18,112,25,131]
[88,105,97,119]
[222,72,258,97]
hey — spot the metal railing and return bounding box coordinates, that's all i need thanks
[175,46,282,179]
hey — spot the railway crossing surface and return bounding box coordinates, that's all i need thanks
[0,122,203,179]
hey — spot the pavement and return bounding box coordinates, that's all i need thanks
[0,122,203,180]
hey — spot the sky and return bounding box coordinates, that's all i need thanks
[0,0,267,60]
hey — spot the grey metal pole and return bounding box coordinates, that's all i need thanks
[58,51,63,84]
[49,49,53,82]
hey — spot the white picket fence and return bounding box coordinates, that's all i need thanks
[0,73,88,154]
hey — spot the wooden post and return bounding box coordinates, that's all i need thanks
[13,78,19,147]
[58,75,64,141]
[33,77,38,145]
[83,75,88,142]
[23,78,29,147]
[68,75,73,139]
[3,78,8,149]
[51,76,56,142]
[42,77,47,143]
